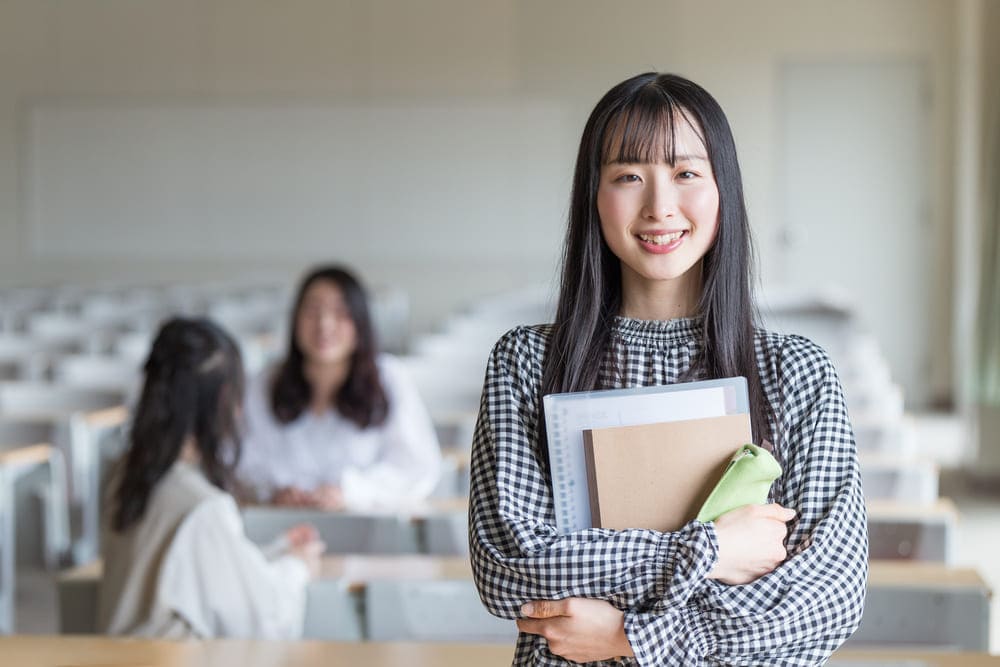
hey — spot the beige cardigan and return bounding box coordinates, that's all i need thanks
[98,461,309,638]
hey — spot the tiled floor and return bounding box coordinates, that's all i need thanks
[11,486,1000,651]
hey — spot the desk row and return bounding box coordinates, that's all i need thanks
[59,556,992,651]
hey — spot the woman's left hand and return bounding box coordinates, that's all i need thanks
[516,597,634,663]
[284,523,320,548]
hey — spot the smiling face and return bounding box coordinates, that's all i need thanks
[597,112,720,316]
[294,279,358,367]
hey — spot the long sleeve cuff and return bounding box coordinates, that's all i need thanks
[268,554,311,639]
[652,520,718,607]
[625,603,716,665]
[619,522,717,665]
[625,607,716,666]
[271,553,311,590]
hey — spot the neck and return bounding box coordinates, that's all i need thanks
[620,263,703,320]
[179,436,201,464]
[304,359,350,413]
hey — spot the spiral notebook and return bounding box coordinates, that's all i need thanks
[542,377,749,534]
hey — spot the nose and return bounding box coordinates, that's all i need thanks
[641,179,677,221]
[317,310,339,331]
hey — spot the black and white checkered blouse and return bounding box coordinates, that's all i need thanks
[468,316,868,666]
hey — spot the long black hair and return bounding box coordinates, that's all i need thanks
[541,72,773,449]
[112,317,245,532]
[270,265,389,428]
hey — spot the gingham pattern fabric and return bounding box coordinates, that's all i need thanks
[468,316,868,666]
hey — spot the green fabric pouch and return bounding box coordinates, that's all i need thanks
[696,443,782,523]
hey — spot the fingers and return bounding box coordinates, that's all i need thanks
[285,523,322,550]
[755,503,797,522]
[287,523,317,542]
[284,526,304,546]
[275,487,312,507]
[282,487,318,507]
[296,523,319,540]
[516,617,564,642]
[296,489,317,506]
[521,599,569,619]
[516,617,545,635]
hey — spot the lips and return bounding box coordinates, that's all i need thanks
[638,231,686,245]
[636,229,688,254]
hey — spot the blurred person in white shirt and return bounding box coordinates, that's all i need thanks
[237,265,441,511]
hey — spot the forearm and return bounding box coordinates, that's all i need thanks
[517,597,635,663]
[471,505,718,618]
[624,479,867,664]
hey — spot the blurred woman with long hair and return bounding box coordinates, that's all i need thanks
[238,265,440,510]
[99,317,325,638]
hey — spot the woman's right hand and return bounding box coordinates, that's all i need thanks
[707,503,795,585]
[287,535,326,579]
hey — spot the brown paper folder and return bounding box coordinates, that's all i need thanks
[583,413,752,531]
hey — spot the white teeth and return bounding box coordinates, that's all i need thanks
[639,231,685,245]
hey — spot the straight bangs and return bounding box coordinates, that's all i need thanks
[601,94,706,166]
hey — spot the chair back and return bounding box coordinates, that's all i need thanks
[421,513,469,557]
[56,572,100,634]
[0,383,124,417]
[365,579,516,642]
[241,507,420,554]
[302,580,363,640]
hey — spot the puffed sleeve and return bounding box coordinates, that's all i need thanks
[157,494,311,639]
[469,327,721,665]
[340,354,442,509]
[623,336,868,665]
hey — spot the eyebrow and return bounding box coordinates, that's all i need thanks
[606,153,710,166]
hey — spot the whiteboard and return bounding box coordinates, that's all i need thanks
[26,101,573,261]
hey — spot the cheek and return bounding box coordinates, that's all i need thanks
[688,186,719,221]
[705,193,721,244]
[341,321,359,348]
[596,189,628,236]
[294,329,311,357]
[294,316,311,344]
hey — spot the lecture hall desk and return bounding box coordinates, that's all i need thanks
[320,553,471,590]
[59,556,993,634]
[60,553,473,591]
[0,637,998,667]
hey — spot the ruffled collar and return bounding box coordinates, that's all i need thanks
[611,315,703,346]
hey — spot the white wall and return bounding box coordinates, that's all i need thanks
[0,0,961,402]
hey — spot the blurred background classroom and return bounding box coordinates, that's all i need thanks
[1,0,1000,664]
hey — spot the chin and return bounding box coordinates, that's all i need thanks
[306,349,349,364]
[638,268,694,282]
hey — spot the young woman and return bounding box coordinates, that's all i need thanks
[237,266,441,510]
[469,73,867,665]
[99,318,325,639]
